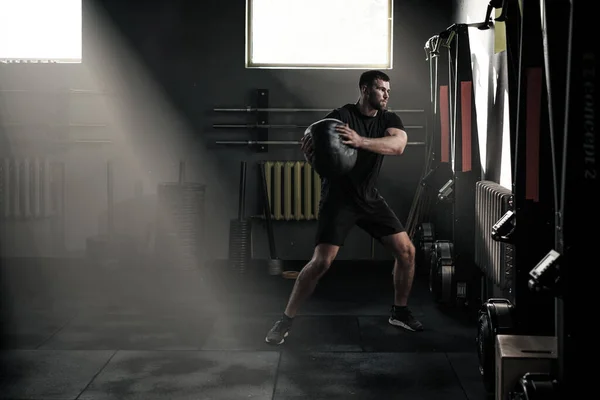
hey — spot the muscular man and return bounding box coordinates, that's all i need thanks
[265,70,423,345]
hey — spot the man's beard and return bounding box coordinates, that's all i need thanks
[369,97,386,111]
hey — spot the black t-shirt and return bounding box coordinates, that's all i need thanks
[320,103,405,209]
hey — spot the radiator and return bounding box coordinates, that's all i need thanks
[0,157,59,219]
[474,180,514,290]
[264,161,322,221]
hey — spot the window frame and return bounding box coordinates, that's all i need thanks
[245,0,394,69]
[0,0,82,63]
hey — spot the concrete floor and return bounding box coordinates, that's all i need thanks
[0,257,489,400]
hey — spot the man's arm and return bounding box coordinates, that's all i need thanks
[359,127,408,155]
[337,111,407,155]
[338,125,408,155]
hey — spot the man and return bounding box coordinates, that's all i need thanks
[265,70,423,345]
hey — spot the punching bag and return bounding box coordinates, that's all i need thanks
[304,118,357,178]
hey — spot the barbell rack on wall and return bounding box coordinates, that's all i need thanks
[214,107,426,113]
[212,123,425,130]
[215,140,426,146]
[214,89,429,153]
[214,124,304,129]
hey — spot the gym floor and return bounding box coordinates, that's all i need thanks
[0,257,489,400]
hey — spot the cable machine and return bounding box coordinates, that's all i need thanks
[421,22,484,308]
[466,1,593,398]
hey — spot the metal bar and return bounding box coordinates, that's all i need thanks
[217,140,301,145]
[215,140,426,146]
[214,124,307,129]
[213,124,425,129]
[214,107,425,113]
[259,162,277,258]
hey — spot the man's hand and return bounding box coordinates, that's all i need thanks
[336,124,364,148]
[301,134,314,164]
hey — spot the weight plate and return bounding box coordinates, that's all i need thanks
[429,240,455,303]
[477,298,516,393]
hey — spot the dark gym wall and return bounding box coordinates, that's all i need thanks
[0,0,452,262]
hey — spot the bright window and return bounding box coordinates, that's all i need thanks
[246,0,393,69]
[0,0,82,63]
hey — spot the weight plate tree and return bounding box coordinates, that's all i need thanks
[155,162,206,269]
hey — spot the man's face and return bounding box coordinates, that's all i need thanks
[364,79,390,110]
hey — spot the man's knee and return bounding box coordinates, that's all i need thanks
[302,244,338,278]
[384,232,415,264]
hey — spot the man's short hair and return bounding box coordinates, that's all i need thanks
[359,70,391,89]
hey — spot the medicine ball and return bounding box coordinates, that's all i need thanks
[304,118,357,178]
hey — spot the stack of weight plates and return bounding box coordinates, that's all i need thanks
[228,218,251,275]
[155,182,206,268]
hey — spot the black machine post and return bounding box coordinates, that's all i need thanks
[259,163,276,259]
[528,0,596,395]
[511,0,557,338]
[259,162,282,275]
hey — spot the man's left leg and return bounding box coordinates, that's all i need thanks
[380,231,423,331]
[381,231,416,307]
[357,203,423,332]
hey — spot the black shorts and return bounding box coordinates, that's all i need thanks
[315,200,405,246]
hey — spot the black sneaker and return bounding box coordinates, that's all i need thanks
[389,306,423,332]
[265,318,292,345]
